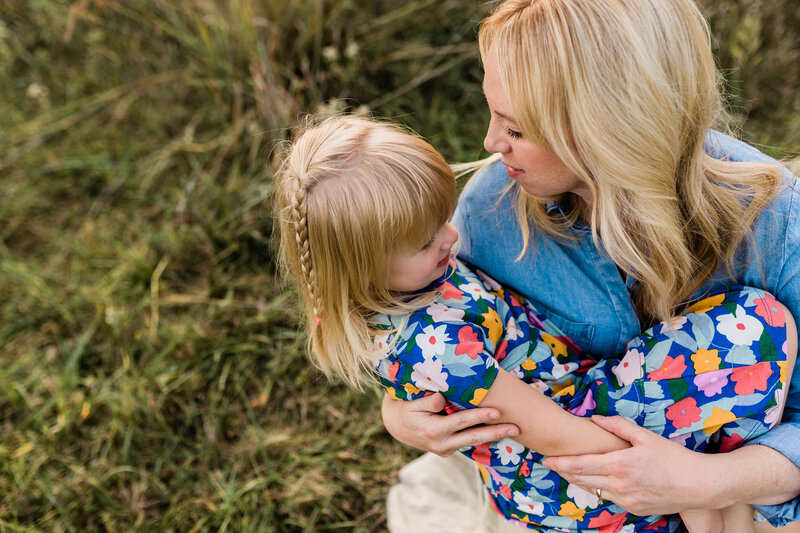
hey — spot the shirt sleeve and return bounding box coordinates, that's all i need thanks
[380,320,499,411]
[750,180,800,525]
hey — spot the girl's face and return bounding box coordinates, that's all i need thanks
[386,221,459,293]
[482,44,593,205]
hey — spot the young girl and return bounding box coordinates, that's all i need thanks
[275,114,794,532]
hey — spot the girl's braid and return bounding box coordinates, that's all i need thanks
[288,173,321,319]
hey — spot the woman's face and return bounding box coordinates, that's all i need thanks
[482,44,592,205]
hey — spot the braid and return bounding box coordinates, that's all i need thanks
[288,174,321,319]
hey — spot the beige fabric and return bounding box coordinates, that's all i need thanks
[386,452,528,533]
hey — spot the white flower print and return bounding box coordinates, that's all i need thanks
[660,315,688,333]
[528,379,550,394]
[509,366,525,379]
[612,348,644,386]
[529,380,550,394]
[513,492,544,515]
[459,281,495,303]
[716,308,764,346]
[426,302,465,323]
[550,361,580,380]
[373,333,390,352]
[410,353,449,392]
[566,483,600,509]
[414,324,450,358]
[495,438,525,466]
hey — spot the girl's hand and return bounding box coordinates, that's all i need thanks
[541,415,719,515]
[381,392,520,457]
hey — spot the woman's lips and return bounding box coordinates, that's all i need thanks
[436,255,449,268]
[506,164,524,178]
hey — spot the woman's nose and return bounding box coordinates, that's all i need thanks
[483,118,509,154]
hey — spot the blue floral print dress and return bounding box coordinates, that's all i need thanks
[374,258,789,532]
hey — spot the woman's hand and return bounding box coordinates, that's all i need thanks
[381,392,520,456]
[541,415,721,515]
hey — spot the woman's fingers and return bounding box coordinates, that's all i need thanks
[543,416,718,516]
[381,392,519,456]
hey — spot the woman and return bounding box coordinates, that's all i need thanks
[381,0,800,530]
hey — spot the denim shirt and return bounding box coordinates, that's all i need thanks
[453,131,800,526]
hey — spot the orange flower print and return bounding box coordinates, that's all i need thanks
[647,354,687,380]
[686,293,725,314]
[754,293,786,327]
[730,362,772,395]
[666,397,702,429]
[557,501,586,522]
[702,406,737,434]
[690,349,721,374]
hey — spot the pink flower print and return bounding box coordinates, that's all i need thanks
[426,301,464,322]
[587,510,629,533]
[716,308,764,345]
[693,368,731,397]
[438,281,463,300]
[612,348,644,386]
[387,361,400,382]
[518,460,530,477]
[475,269,502,291]
[647,354,687,381]
[754,293,786,328]
[719,433,745,453]
[497,483,512,500]
[513,492,544,516]
[659,315,688,333]
[454,326,483,359]
[471,443,492,466]
[643,517,669,530]
[495,340,508,362]
[504,317,523,342]
[410,353,449,392]
[495,438,524,466]
[665,397,702,429]
[730,362,772,395]
[765,388,785,428]
[569,389,596,416]
[414,324,450,358]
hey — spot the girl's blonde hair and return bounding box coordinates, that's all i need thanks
[479,0,782,323]
[275,115,456,388]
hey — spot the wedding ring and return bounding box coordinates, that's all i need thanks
[595,487,604,505]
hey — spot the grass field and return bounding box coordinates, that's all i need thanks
[1,1,798,531]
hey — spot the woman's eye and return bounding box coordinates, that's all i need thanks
[419,240,433,252]
[505,127,522,140]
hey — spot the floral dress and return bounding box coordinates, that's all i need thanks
[374,258,789,532]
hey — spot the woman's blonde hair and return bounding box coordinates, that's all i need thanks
[275,115,456,388]
[479,0,782,323]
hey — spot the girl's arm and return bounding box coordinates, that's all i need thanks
[481,367,629,456]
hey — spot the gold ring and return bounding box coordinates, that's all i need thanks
[595,487,603,505]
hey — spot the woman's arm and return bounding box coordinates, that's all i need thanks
[541,415,800,515]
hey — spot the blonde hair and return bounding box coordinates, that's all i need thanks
[275,115,456,388]
[479,0,782,323]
